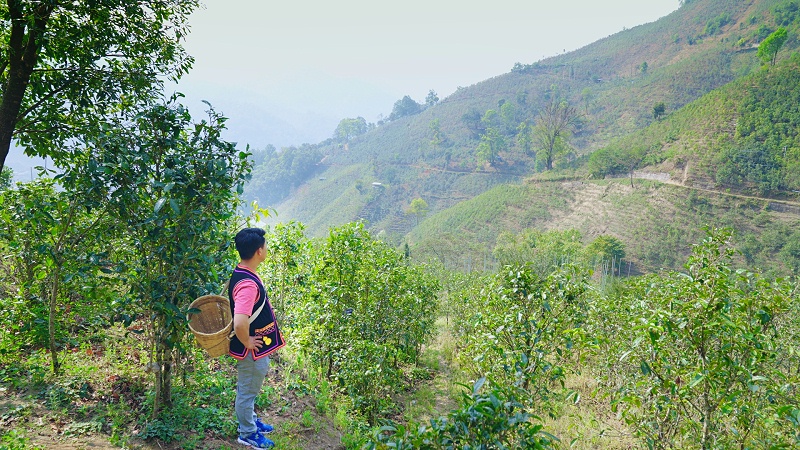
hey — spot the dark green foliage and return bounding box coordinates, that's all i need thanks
[71,98,251,414]
[461,109,485,139]
[715,146,783,195]
[425,90,440,107]
[0,179,119,367]
[739,219,800,275]
[653,102,667,120]
[599,228,800,448]
[587,144,648,182]
[389,95,423,121]
[279,222,440,422]
[335,117,370,141]
[738,24,775,47]
[511,62,540,74]
[779,231,800,272]
[444,266,590,444]
[244,144,323,206]
[476,127,505,167]
[429,119,445,150]
[0,0,199,173]
[586,235,626,266]
[588,56,800,197]
[372,257,591,449]
[587,148,624,179]
[0,167,11,189]
[492,229,585,275]
[704,12,732,35]
[774,0,800,26]
[718,59,800,193]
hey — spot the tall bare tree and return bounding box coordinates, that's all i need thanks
[533,98,580,170]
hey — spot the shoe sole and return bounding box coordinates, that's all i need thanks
[237,437,273,449]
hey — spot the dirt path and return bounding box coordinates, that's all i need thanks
[626,171,800,209]
[426,318,460,417]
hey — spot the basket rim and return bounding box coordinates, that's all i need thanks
[190,294,229,305]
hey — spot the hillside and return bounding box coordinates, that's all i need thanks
[587,55,800,197]
[255,0,800,275]
[406,177,800,276]
[405,53,800,275]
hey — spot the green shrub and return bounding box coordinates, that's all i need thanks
[367,378,555,450]
[281,222,440,422]
[604,228,800,448]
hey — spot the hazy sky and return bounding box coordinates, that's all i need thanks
[8,0,681,179]
[171,0,680,147]
[183,0,679,97]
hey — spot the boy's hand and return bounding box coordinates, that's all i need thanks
[246,336,264,350]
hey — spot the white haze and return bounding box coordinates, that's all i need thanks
[7,0,679,179]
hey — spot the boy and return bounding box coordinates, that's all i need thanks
[229,227,284,448]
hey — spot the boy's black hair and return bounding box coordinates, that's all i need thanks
[235,228,266,260]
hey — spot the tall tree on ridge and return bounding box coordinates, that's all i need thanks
[533,98,580,170]
[757,27,788,66]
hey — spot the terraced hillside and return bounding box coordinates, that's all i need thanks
[407,177,800,276]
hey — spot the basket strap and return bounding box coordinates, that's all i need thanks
[220,280,230,297]
[227,293,267,340]
[221,275,263,323]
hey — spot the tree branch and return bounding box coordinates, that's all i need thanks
[15,80,70,122]
[31,66,156,77]
[13,122,68,136]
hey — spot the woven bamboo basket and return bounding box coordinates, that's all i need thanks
[188,295,232,357]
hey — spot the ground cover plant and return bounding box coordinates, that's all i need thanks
[2,185,799,449]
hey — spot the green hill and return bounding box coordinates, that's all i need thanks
[587,56,800,197]
[406,178,800,277]
[253,0,800,275]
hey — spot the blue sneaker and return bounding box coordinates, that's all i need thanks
[237,431,274,449]
[255,418,274,434]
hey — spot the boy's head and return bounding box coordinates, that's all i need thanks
[235,227,266,260]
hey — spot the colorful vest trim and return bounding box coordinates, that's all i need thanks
[228,265,285,360]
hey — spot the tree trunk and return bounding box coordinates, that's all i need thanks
[158,357,173,412]
[151,319,173,417]
[48,263,61,375]
[0,2,54,173]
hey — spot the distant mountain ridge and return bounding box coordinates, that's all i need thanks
[253,0,800,275]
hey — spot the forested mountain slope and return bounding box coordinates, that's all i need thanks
[587,56,800,197]
[253,0,800,274]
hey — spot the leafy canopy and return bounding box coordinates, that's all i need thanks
[758,27,789,66]
[0,0,198,172]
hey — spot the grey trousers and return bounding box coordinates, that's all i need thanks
[235,352,270,435]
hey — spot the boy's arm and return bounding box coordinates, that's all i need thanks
[233,313,263,350]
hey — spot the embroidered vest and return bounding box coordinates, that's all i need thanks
[228,266,285,360]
